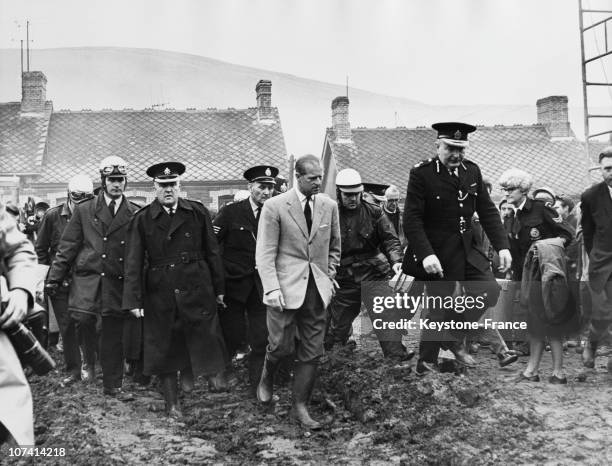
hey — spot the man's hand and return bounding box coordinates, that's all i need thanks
[0,288,29,329]
[422,254,444,277]
[216,294,226,310]
[392,262,403,276]
[263,290,285,310]
[331,278,340,298]
[129,308,144,318]
[498,249,512,273]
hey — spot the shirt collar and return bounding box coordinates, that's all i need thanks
[295,188,314,204]
[517,197,527,211]
[248,196,260,215]
[608,185,612,199]
[103,192,122,208]
[163,202,178,213]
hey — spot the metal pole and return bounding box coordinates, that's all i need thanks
[578,0,590,151]
[26,20,29,72]
[20,40,23,74]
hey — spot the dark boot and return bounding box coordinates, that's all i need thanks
[582,341,597,368]
[291,362,321,430]
[497,349,518,367]
[248,353,265,397]
[257,355,280,404]
[180,367,194,393]
[160,373,182,418]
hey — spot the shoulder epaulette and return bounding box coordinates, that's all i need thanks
[413,158,434,169]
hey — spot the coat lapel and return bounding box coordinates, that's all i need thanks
[106,196,134,235]
[309,195,324,240]
[93,193,111,235]
[287,189,309,239]
[167,198,189,236]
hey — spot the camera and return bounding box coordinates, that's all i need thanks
[1,280,55,376]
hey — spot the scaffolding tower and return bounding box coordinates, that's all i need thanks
[578,0,612,170]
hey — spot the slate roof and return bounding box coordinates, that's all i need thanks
[323,124,596,197]
[0,102,53,175]
[0,106,287,182]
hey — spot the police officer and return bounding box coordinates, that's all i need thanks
[325,169,413,361]
[47,156,140,397]
[402,122,512,375]
[36,174,94,383]
[213,165,277,393]
[123,162,228,418]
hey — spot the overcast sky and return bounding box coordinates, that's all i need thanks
[0,0,610,108]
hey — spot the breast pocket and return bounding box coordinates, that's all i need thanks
[227,223,255,247]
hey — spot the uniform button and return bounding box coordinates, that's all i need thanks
[120,240,125,245]
[185,232,191,238]
[303,276,307,280]
[101,272,105,277]
[170,264,175,268]
[174,289,180,294]
[459,203,463,207]
[119,258,123,262]
[167,236,172,240]
[118,276,123,280]
[101,254,106,259]
[103,237,108,241]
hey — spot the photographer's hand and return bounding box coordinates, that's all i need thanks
[0,288,29,329]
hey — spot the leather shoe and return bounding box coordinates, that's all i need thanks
[450,345,477,368]
[415,360,439,376]
[208,372,229,393]
[514,372,540,382]
[62,373,81,385]
[582,341,597,368]
[497,350,518,367]
[103,387,135,401]
[548,375,567,385]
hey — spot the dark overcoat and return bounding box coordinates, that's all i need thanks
[212,198,262,303]
[122,197,227,376]
[402,156,509,280]
[47,193,139,317]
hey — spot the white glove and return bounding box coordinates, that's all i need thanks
[129,308,144,318]
[498,249,512,273]
[392,262,403,275]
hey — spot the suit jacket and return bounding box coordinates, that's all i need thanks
[47,193,139,317]
[35,203,71,265]
[402,156,509,280]
[256,188,341,309]
[213,198,262,303]
[581,181,612,292]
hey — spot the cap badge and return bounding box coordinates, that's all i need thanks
[164,167,171,175]
[265,168,271,176]
[454,130,462,139]
[530,228,541,239]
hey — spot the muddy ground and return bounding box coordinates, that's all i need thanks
[3,330,612,465]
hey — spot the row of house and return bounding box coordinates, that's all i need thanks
[0,69,607,211]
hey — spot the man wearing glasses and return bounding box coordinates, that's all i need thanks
[36,174,94,384]
[46,156,140,398]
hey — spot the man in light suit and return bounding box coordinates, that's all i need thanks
[580,146,612,369]
[255,154,341,430]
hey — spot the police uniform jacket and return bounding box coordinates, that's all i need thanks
[47,193,139,317]
[339,200,402,282]
[402,157,509,280]
[122,197,226,376]
[212,198,262,303]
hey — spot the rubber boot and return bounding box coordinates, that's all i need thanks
[290,362,321,430]
[582,341,597,368]
[180,367,194,393]
[257,355,280,404]
[160,373,182,418]
[248,353,265,397]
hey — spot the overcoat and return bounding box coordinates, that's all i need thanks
[47,193,139,317]
[122,197,227,376]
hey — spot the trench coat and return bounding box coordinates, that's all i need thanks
[47,193,139,317]
[122,197,227,376]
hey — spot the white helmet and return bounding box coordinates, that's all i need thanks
[99,156,127,176]
[335,168,363,193]
[68,174,94,194]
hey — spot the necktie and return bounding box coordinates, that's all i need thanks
[255,205,262,223]
[304,195,312,233]
[168,207,174,217]
[109,199,116,217]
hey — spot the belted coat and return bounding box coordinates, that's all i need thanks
[122,198,227,376]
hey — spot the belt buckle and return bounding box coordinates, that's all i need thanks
[180,252,189,264]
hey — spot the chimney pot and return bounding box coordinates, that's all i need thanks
[256,80,272,120]
[536,95,571,138]
[21,71,47,113]
[331,96,351,142]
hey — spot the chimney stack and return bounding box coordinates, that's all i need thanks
[256,80,272,120]
[536,96,571,138]
[331,96,351,142]
[21,71,47,113]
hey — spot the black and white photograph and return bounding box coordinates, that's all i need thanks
[0,0,611,463]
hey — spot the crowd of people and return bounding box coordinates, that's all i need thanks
[1,120,612,444]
